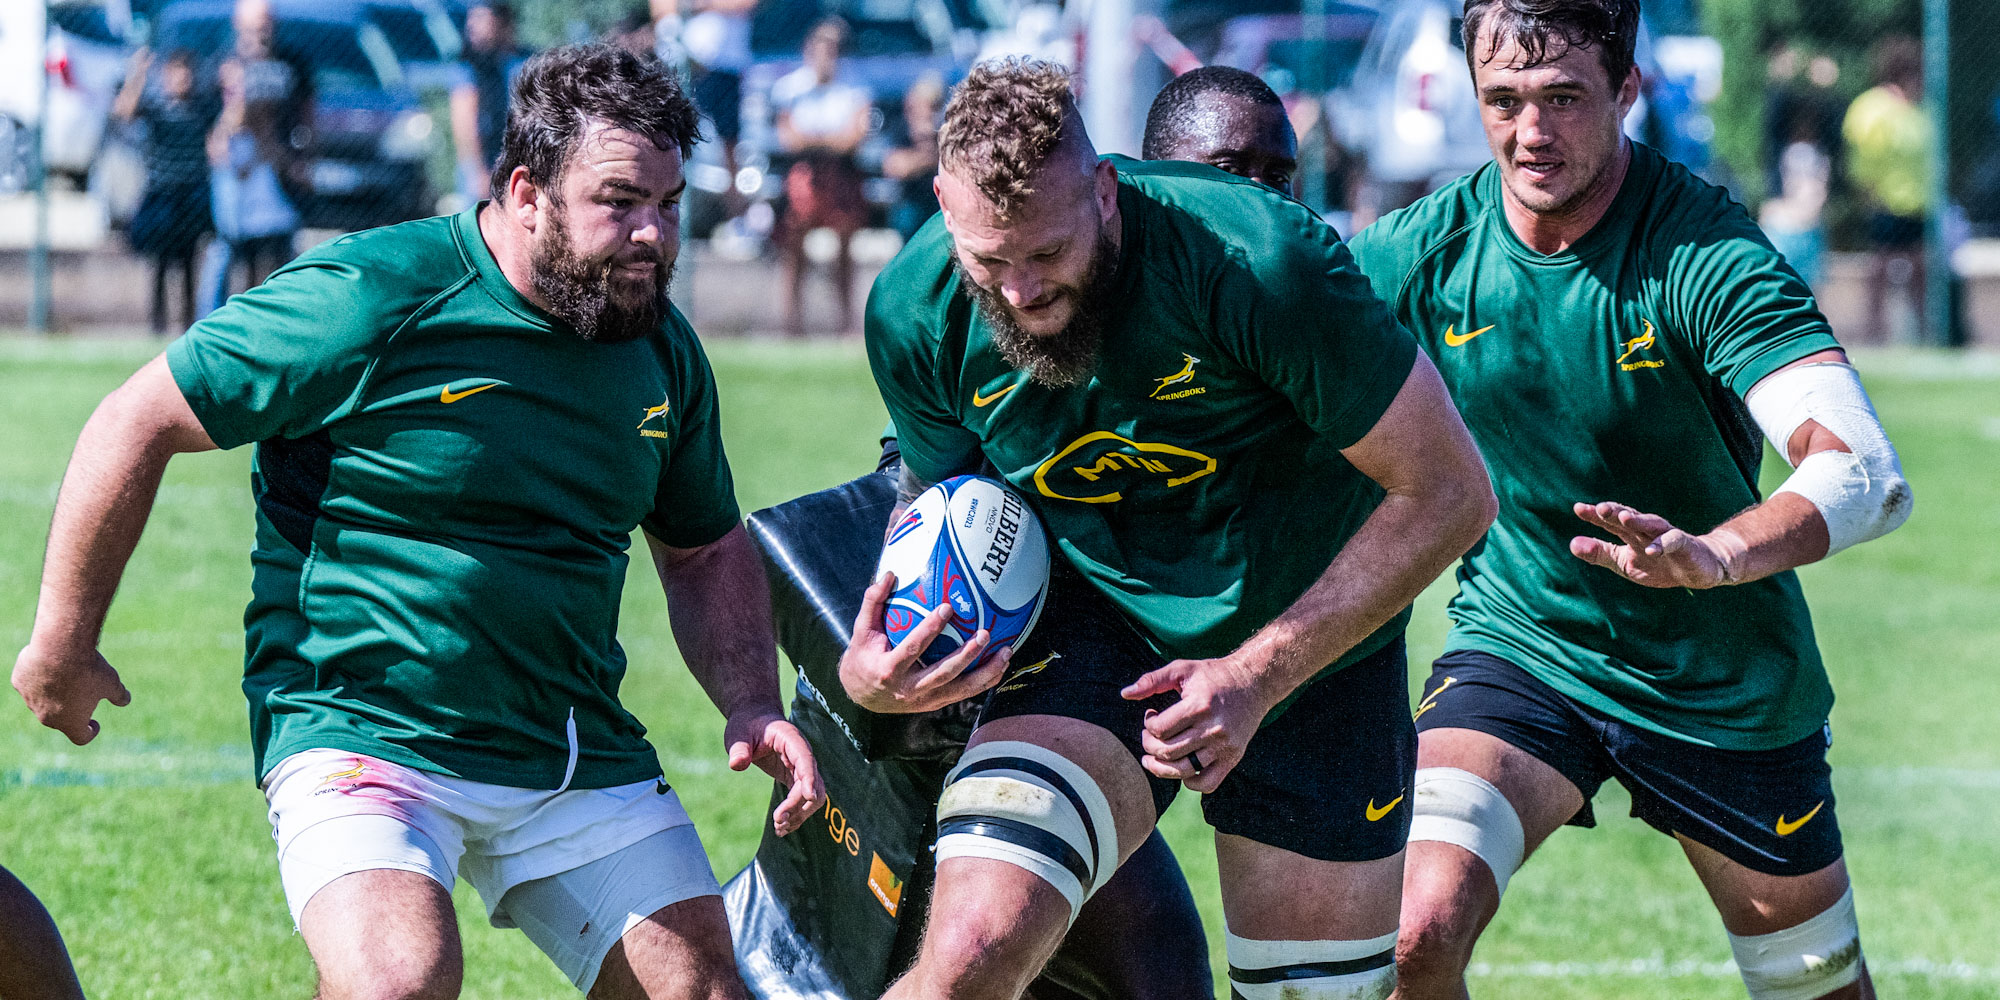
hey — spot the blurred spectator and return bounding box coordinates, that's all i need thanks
[880,72,943,243]
[1843,35,1930,342]
[772,18,871,337]
[676,0,758,216]
[114,46,218,335]
[450,2,528,203]
[1759,137,1831,290]
[1761,43,1842,202]
[198,0,311,316]
[1758,44,1839,291]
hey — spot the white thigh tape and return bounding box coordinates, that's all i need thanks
[1729,887,1864,1000]
[1226,930,1399,1000]
[1744,362,1911,555]
[1407,767,1526,897]
[934,740,1120,919]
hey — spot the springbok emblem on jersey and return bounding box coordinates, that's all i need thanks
[1616,319,1659,367]
[1150,353,1204,399]
[637,397,672,438]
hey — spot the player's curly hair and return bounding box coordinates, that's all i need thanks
[938,57,1084,217]
[1462,0,1639,91]
[491,42,704,203]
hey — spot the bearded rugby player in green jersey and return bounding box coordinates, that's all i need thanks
[1343,3,1911,999]
[14,44,821,1000]
[845,58,1495,1000]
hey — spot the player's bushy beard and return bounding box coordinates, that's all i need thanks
[530,203,673,344]
[958,224,1120,388]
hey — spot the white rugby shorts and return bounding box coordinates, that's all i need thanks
[262,749,724,990]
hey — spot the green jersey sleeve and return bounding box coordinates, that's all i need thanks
[165,249,409,449]
[1661,205,1842,398]
[864,243,983,485]
[1207,225,1419,450]
[642,322,742,549]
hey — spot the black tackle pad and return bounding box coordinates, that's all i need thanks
[724,473,1212,1000]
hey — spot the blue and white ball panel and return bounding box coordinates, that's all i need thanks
[876,476,1050,666]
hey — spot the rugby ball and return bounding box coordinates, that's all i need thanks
[877,475,1050,666]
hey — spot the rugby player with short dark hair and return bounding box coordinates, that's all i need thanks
[12,43,821,1000]
[1141,65,1298,195]
[1341,2,1910,998]
[845,57,1496,1000]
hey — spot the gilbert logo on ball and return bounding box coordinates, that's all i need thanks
[877,475,1050,665]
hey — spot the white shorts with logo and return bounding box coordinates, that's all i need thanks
[263,748,725,991]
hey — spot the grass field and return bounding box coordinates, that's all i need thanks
[2,337,1997,999]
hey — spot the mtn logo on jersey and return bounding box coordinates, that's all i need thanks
[1149,353,1205,400]
[637,396,672,439]
[1618,319,1665,371]
[1033,431,1218,504]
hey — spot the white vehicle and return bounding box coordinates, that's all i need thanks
[0,1,138,190]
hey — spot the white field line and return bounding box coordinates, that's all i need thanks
[1468,956,2000,981]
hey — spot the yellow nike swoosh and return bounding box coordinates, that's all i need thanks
[1774,800,1825,836]
[1365,794,1405,822]
[972,383,1018,407]
[1442,324,1494,348]
[439,383,499,404]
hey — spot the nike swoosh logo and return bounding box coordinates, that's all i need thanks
[439,383,499,404]
[1365,794,1405,822]
[1443,324,1494,348]
[972,383,1018,407]
[1774,800,1825,836]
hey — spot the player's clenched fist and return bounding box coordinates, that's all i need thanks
[12,642,131,746]
[1122,655,1277,794]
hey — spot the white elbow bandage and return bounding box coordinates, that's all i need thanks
[1226,931,1399,1000]
[933,741,1120,921]
[1744,362,1912,556]
[1407,767,1526,897]
[1728,887,1864,1000]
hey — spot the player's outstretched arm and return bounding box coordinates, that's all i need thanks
[1569,349,1912,588]
[647,526,825,836]
[1126,353,1496,792]
[14,354,216,746]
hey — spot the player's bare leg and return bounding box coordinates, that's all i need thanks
[1680,839,1875,1000]
[1392,728,1583,1000]
[301,869,461,1000]
[883,715,1157,1000]
[1216,835,1403,995]
[590,895,746,1000]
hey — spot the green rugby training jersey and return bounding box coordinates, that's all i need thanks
[868,156,1419,689]
[1347,143,1841,750]
[167,206,741,788]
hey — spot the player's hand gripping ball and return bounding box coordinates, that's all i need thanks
[877,476,1050,665]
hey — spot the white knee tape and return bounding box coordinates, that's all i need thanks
[1729,887,1864,1000]
[933,741,1119,919]
[1226,931,1399,1000]
[1406,767,1526,897]
[1745,362,1912,555]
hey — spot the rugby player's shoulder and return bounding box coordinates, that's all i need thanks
[1630,143,1761,244]
[1353,166,1490,262]
[286,214,473,295]
[869,211,963,343]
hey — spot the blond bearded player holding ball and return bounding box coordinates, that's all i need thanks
[846,58,1496,1000]
[1342,2,1912,998]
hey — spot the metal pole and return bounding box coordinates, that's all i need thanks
[1923,0,1951,347]
[29,0,53,336]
